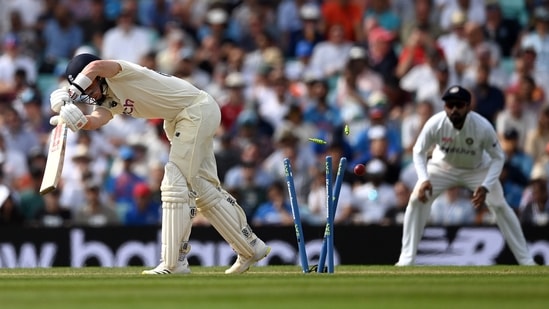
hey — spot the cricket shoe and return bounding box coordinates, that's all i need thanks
[225,240,271,274]
[142,259,191,275]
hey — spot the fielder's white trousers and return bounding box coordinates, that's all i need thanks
[397,160,535,266]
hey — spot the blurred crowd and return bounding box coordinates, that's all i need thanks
[1,0,549,228]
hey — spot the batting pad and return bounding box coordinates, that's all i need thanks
[194,177,256,258]
[160,162,194,269]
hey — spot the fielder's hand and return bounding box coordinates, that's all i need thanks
[471,186,488,208]
[418,180,433,203]
[59,104,88,132]
[50,87,72,113]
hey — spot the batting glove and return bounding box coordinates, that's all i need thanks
[50,87,72,113]
[59,104,88,132]
[49,115,63,126]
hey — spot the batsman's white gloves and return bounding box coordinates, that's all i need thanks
[58,104,88,132]
[50,87,72,113]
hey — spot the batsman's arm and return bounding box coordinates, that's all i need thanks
[82,107,113,130]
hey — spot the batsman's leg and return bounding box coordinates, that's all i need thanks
[194,176,271,274]
[485,183,536,265]
[142,162,194,275]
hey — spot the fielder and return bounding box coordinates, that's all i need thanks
[396,85,536,266]
[49,53,271,274]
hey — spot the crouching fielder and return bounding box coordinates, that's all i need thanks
[50,53,271,274]
[396,85,536,266]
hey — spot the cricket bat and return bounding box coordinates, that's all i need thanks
[40,122,68,195]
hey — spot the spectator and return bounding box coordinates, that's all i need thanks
[499,162,525,212]
[500,128,533,189]
[520,6,549,75]
[0,127,29,190]
[399,47,452,112]
[306,159,354,225]
[284,2,323,59]
[124,182,161,225]
[256,71,300,129]
[308,23,353,79]
[430,186,475,226]
[335,46,384,126]
[219,72,248,134]
[400,100,434,163]
[351,158,396,224]
[0,184,24,226]
[224,142,273,220]
[321,0,363,42]
[101,9,154,63]
[520,177,549,226]
[197,7,241,44]
[438,0,486,33]
[78,0,116,45]
[0,105,40,155]
[17,167,45,222]
[509,47,549,97]
[382,181,410,226]
[214,133,241,184]
[525,105,549,164]
[302,77,343,135]
[363,0,401,33]
[399,0,442,44]
[173,51,212,94]
[73,180,119,227]
[34,189,71,228]
[276,0,310,57]
[495,90,537,150]
[483,0,521,58]
[470,63,505,126]
[106,145,146,218]
[367,26,399,88]
[40,3,83,73]
[395,23,443,79]
[251,180,293,226]
[461,42,507,90]
[262,128,315,204]
[155,28,193,75]
[0,33,37,97]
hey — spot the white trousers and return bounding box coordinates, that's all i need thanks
[397,160,535,265]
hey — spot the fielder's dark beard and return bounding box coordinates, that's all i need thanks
[449,114,466,129]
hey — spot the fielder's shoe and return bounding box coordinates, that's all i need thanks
[225,241,271,274]
[142,259,191,275]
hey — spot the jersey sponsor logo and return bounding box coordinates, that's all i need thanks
[439,146,476,155]
[123,99,135,115]
[442,137,453,143]
[466,138,473,145]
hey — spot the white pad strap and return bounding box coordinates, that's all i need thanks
[160,162,195,268]
[194,177,256,258]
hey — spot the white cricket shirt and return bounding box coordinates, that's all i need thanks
[413,111,504,189]
[98,60,205,120]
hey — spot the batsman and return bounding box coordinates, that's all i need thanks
[49,53,271,274]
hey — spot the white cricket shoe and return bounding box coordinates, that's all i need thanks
[142,259,191,275]
[225,241,271,274]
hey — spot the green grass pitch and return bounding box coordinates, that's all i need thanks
[1,266,548,309]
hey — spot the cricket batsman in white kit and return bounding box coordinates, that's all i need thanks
[49,53,271,274]
[396,85,536,266]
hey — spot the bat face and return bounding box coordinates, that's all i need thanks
[40,123,68,195]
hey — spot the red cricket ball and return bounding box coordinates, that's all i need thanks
[354,163,366,176]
